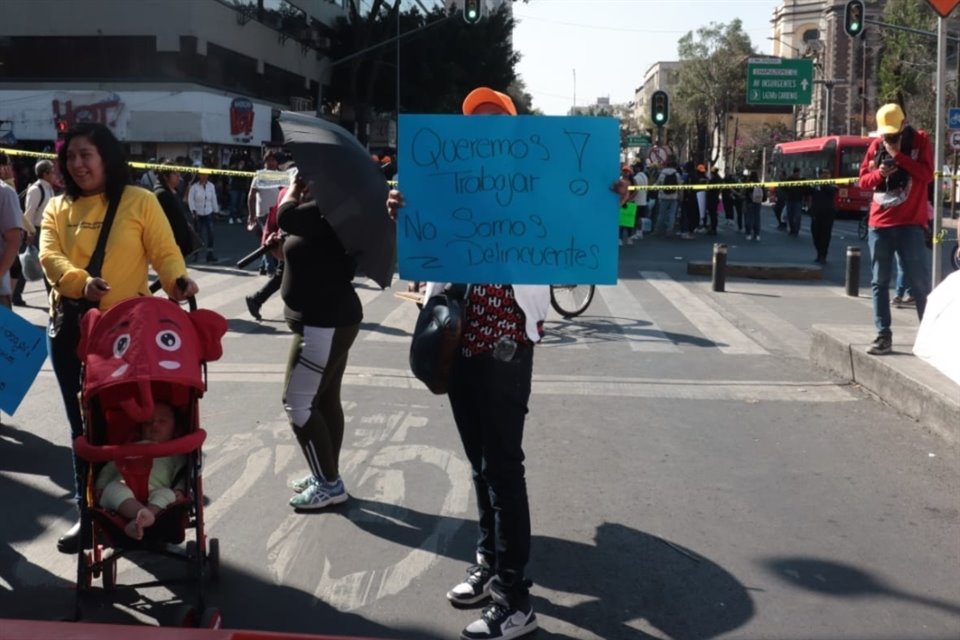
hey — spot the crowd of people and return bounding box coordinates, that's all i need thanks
[0,99,940,640]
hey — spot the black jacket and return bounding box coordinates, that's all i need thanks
[278,200,362,327]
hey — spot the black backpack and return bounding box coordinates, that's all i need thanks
[18,181,48,216]
[662,171,679,187]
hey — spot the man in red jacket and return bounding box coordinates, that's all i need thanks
[858,103,933,355]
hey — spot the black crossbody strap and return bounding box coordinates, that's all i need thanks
[86,192,123,278]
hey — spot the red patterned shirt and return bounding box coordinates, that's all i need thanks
[461,285,530,358]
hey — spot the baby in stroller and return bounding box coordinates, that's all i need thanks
[95,401,186,540]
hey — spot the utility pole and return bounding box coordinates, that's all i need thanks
[815,79,849,136]
[932,16,948,286]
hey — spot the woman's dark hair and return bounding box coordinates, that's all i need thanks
[57,122,131,204]
[156,160,179,190]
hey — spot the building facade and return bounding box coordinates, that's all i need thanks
[0,0,347,160]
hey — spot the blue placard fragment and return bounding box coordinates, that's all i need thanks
[397,114,620,284]
[0,306,48,415]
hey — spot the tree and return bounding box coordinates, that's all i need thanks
[325,2,523,143]
[876,0,939,132]
[674,20,756,164]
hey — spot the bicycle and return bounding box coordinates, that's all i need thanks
[549,284,596,318]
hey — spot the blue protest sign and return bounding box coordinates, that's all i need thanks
[950,107,960,129]
[397,114,620,284]
[0,306,48,414]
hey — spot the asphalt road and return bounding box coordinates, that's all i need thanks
[2,211,958,640]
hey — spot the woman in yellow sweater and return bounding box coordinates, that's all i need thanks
[39,122,199,554]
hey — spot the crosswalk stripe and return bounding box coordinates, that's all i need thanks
[595,282,681,352]
[689,281,809,357]
[640,270,767,355]
[364,296,419,342]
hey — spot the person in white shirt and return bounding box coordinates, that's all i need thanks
[13,159,57,303]
[247,152,281,275]
[631,161,649,241]
[188,172,219,263]
[0,154,24,310]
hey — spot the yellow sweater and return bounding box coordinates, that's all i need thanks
[39,186,186,310]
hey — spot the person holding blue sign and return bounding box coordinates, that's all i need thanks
[387,87,546,640]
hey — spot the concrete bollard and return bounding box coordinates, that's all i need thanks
[712,243,727,292]
[845,246,861,297]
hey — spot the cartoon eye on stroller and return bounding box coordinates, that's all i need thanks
[71,295,227,626]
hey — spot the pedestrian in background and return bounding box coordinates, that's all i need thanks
[188,171,219,263]
[247,151,281,276]
[809,168,837,263]
[743,171,763,242]
[783,167,807,236]
[387,86,545,640]
[615,166,635,246]
[631,160,649,240]
[0,153,24,310]
[858,103,933,356]
[13,158,56,304]
[39,122,198,553]
[705,166,722,235]
[653,159,681,236]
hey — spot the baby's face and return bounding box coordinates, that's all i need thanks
[142,403,177,442]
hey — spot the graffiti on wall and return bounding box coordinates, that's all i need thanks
[52,92,128,138]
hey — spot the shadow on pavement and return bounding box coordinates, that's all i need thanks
[347,497,755,639]
[762,556,960,617]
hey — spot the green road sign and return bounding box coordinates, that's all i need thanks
[626,134,652,147]
[747,58,814,106]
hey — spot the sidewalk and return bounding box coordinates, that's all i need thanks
[810,324,959,444]
[807,212,958,445]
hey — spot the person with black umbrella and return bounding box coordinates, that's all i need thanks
[277,172,361,511]
[387,87,546,640]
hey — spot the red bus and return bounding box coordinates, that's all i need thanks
[770,135,874,217]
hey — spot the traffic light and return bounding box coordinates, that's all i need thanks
[462,0,481,24]
[55,117,68,138]
[651,91,669,127]
[844,0,864,38]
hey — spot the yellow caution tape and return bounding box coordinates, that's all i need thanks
[0,146,259,178]
[627,177,860,192]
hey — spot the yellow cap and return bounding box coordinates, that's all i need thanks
[876,103,905,135]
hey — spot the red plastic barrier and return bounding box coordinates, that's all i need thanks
[0,620,379,640]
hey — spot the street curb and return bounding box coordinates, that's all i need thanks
[687,261,823,280]
[810,324,960,444]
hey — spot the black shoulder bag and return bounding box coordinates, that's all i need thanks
[48,194,122,339]
[409,284,469,395]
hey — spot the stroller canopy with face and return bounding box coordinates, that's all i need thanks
[77,295,227,433]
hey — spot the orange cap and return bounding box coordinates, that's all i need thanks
[462,87,517,116]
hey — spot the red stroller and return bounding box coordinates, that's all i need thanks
[71,295,228,626]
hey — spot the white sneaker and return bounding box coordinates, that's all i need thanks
[618,239,624,246]
[745,234,753,241]
[626,238,634,245]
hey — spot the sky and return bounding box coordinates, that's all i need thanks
[511,0,783,115]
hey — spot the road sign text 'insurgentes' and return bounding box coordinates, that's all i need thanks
[747,58,814,106]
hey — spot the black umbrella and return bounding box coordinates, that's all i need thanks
[277,111,395,289]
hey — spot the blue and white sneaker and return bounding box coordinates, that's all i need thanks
[289,477,348,510]
[289,473,318,493]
